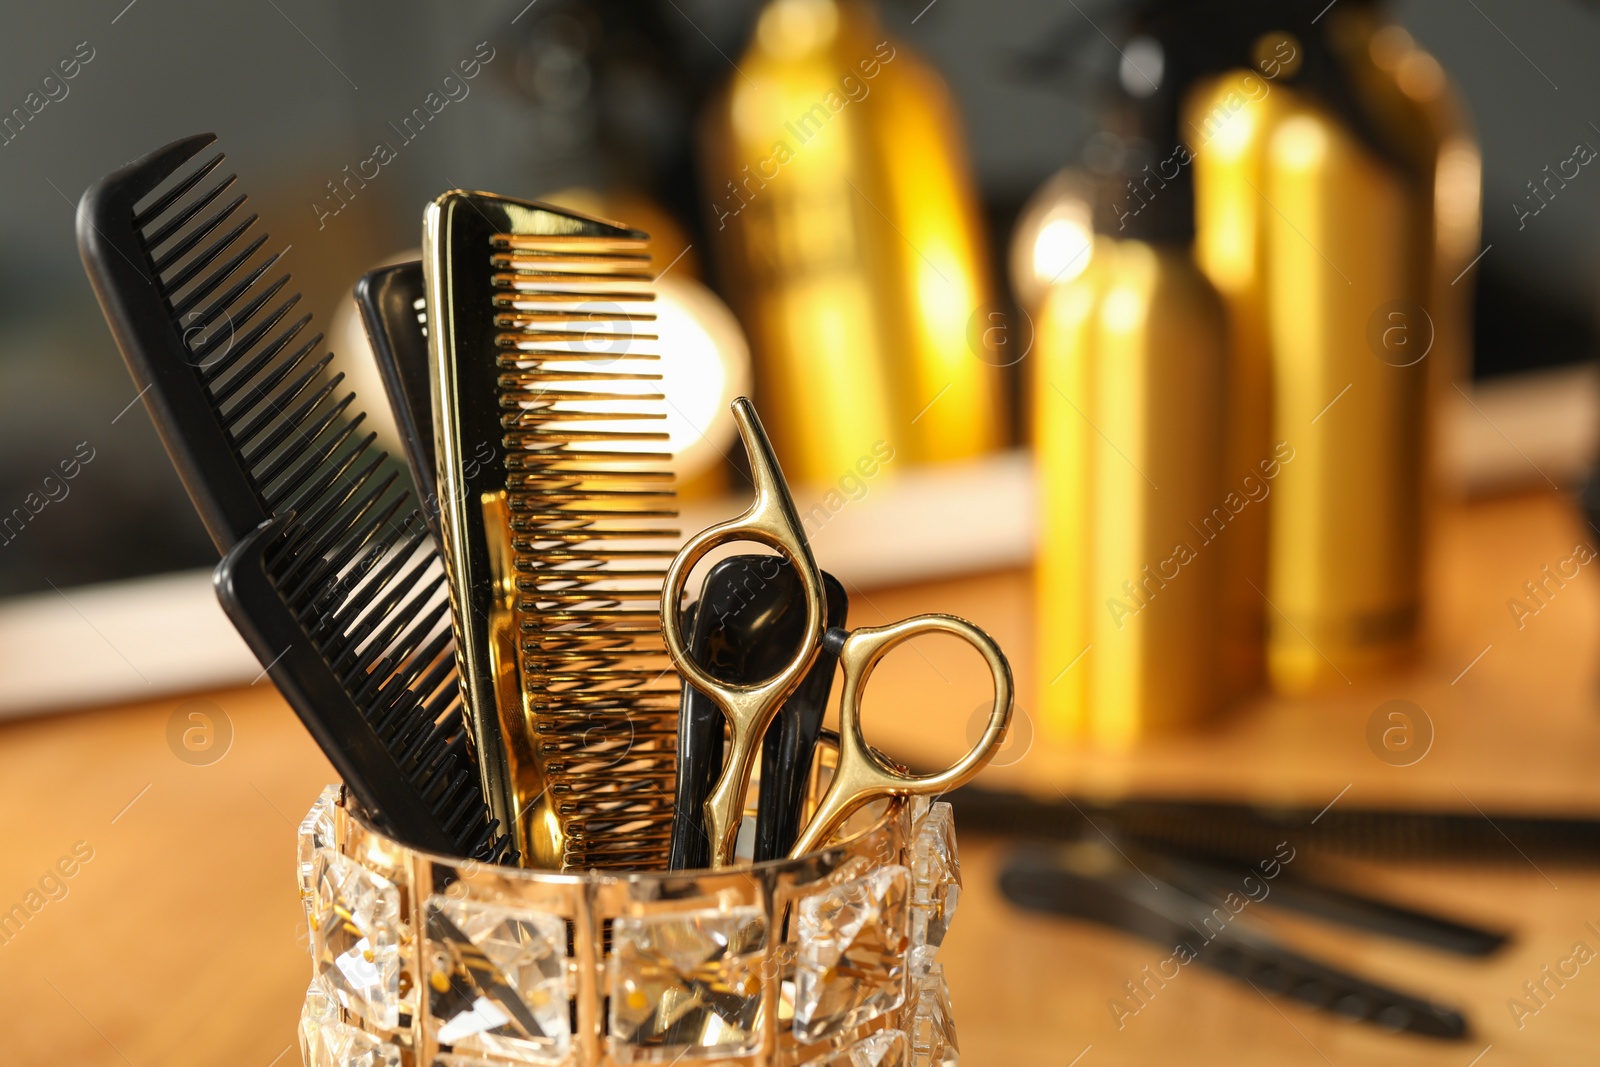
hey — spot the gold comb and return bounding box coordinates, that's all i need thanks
[424,191,680,869]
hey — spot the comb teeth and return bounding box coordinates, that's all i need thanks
[85,136,506,862]
[493,229,681,871]
[264,508,497,851]
[427,192,680,870]
[131,167,359,521]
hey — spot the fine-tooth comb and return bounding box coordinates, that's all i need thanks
[76,133,509,862]
[425,190,680,870]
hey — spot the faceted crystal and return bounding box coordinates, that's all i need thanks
[309,847,403,1031]
[905,944,933,985]
[909,803,960,956]
[906,795,930,831]
[300,980,402,1067]
[424,895,571,1063]
[908,963,959,1067]
[794,863,910,1043]
[609,905,768,1062]
[808,1028,910,1067]
[298,787,340,912]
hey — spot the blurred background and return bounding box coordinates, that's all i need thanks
[7,1,1600,1064]
[4,0,1599,602]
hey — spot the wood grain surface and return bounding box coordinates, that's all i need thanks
[2,490,1598,1065]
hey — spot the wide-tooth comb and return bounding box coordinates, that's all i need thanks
[216,512,506,860]
[425,191,679,870]
[76,133,508,861]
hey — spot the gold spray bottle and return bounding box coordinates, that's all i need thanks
[1035,57,1229,745]
[1183,3,1461,692]
[1185,41,1291,704]
[699,0,1003,482]
[1333,11,1482,501]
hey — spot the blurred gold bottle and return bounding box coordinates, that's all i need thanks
[1262,100,1425,689]
[1336,14,1482,497]
[1187,57,1288,703]
[699,0,1002,482]
[1035,235,1228,745]
[1185,10,1474,693]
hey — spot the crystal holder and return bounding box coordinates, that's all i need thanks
[296,783,963,1066]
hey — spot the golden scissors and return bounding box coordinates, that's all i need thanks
[662,398,1014,867]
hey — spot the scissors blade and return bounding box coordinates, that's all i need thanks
[662,399,830,866]
[668,556,842,869]
[754,571,848,861]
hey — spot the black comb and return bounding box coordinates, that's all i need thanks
[216,513,502,859]
[947,786,1600,867]
[1000,843,1471,1041]
[353,261,438,534]
[77,133,508,861]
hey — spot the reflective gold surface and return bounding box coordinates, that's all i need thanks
[1262,100,1425,691]
[660,399,827,867]
[700,0,1002,482]
[1343,16,1482,506]
[299,777,940,1065]
[1186,13,1479,696]
[1034,238,1228,744]
[1189,71,1286,703]
[663,398,1013,866]
[426,192,680,868]
[788,613,1012,857]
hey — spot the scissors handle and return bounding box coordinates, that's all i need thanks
[661,399,827,867]
[788,613,1013,858]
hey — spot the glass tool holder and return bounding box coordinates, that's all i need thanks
[296,768,962,1067]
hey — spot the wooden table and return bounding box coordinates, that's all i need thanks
[3,490,1598,1065]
